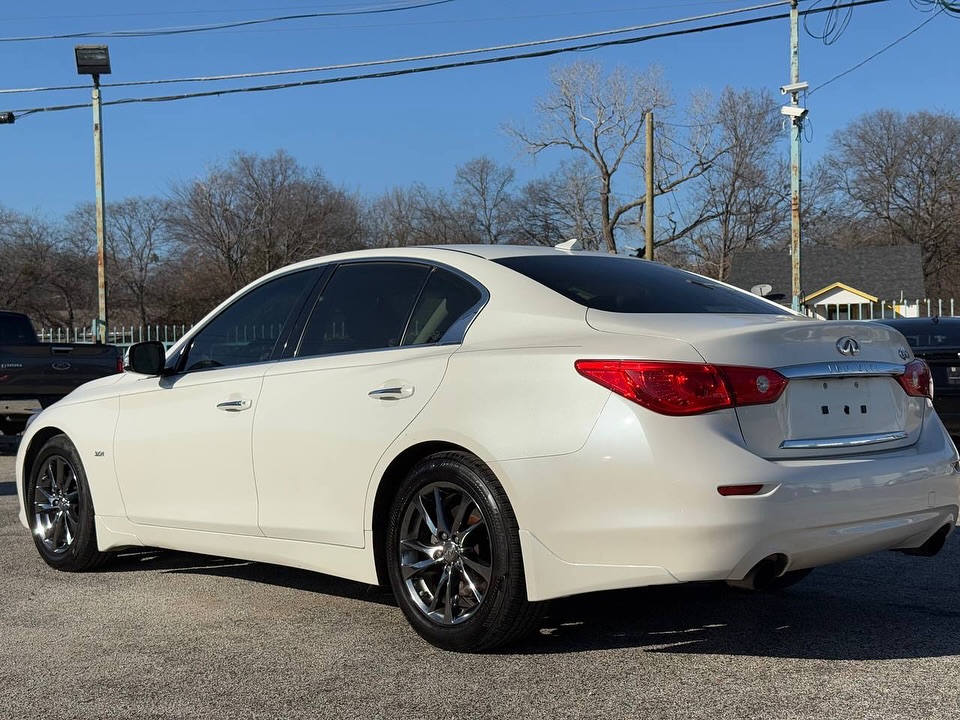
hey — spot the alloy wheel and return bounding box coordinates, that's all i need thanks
[397,481,492,625]
[32,454,81,555]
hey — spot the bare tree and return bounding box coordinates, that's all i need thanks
[453,157,517,244]
[506,60,720,253]
[367,182,483,247]
[0,209,64,320]
[674,87,789,280]
[819,109,960,296]
[511,159,605,249]
[367,187,422,248]
[168,150,364,296]
[66,197,175,327]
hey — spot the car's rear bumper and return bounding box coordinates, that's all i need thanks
[500,396,960,602]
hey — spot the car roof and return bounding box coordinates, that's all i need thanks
[267,244,644,278]
[429,244,620,260]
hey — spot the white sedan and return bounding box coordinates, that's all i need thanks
[16,245,960,652]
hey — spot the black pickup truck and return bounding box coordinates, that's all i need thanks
[0,310,123,435]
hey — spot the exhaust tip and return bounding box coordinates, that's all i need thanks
[900,524,952,557]
[726,554,789,592]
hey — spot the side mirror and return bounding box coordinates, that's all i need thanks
[125,341,166,376]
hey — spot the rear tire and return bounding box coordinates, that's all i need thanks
[385,451,544,652]
[26,434,110,572]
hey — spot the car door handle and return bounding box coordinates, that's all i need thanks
[216,399,252,412]
[368,385,415,401]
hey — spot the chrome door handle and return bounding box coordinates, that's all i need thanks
[217,399,252,412]
[368,385,414,401]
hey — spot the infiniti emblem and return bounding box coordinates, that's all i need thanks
[836,336,861,357]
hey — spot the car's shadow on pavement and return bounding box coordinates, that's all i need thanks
[0,481,15,496]
[106,547,398,607]
[508,533,960,660]
[101,534,960,661]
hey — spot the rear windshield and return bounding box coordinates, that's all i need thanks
[0,313,37,344]
[495,255,788,315]
[880,321,960,349]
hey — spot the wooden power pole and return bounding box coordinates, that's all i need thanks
[645,111,654,261]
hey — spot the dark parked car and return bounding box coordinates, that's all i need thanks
[873,317,960,437]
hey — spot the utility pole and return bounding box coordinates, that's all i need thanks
[92,77,107,343]
[783,0,807,314]
[645,111,654,261]
[75,45,111,344]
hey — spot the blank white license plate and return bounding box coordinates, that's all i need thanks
[783,377,903,439]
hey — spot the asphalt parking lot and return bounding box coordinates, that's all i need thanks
[2,450,960,719]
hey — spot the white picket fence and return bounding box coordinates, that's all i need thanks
[803,298,958,321]
[37,324,192,349]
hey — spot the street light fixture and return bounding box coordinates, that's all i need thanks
[75,44,111,344]
[0,112,14,124]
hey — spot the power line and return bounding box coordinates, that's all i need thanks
[0,1,795,96]
[8,0,890,119]
[809,9,944,95]
[0,0,457,43]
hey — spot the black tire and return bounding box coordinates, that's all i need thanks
[385,451,545,652]
[26,434,110,572]
[0,418,26,436]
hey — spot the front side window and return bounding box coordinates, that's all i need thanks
[296,262,430,358]
[182,269,317,372]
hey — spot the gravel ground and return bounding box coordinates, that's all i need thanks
[1,451,959,719]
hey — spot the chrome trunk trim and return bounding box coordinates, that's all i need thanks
[777,361,904,379]
[779,431,909,450]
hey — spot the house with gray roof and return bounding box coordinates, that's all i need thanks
[726,246,926,319]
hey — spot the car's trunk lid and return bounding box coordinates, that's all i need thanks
[586,312,925,459]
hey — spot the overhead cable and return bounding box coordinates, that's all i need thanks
[0,1,795,96]
[0,0,458,43]
[9,0,891,119]
[809,10,942,95]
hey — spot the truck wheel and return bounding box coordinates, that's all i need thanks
[26,434,110,571]
[0,418,26,435]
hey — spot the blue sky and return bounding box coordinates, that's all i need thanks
[0,0,956,217]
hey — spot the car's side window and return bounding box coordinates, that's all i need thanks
[181,269,317,372]
[296,262,430,358]
[401,269,483,346]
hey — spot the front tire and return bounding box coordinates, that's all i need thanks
[385,451,544,652]
[26,434,109,571]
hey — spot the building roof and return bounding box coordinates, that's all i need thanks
[726,246,926,302]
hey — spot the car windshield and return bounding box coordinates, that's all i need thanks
[495,254,788,314]
[882,322,960,349]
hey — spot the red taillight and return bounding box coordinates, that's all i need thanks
[116,356,125,374]
[897,358,933,398]
[574,360,788,416]
[719,365,788,406]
